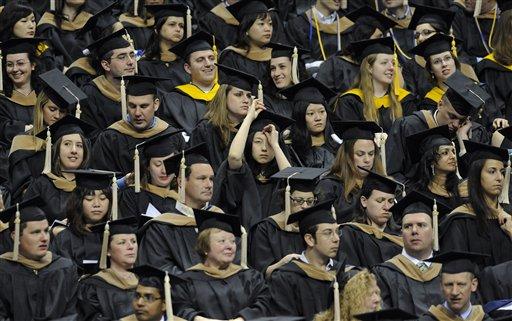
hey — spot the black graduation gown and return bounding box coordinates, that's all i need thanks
[77,269,136,321]
[23,173,74,224]
[81,75,123,130]
[295,144,336,169]
[315,174,358,223]
[198,4,239,50]
[476,55,512,121]
[316,55,359,92]
[478,260,512,303]
[401,57,434,102]
[339,223,403,269]
[264,94,294,118]
[440,205,512,267]
[269,259,346,320]
[0,93,35,148]
[218,47,273,90]
[119,14,153,50]
[0,229,12,256]
[419,305,492,321]
[65,57,97,89]
[138,56,190,92]
[0,253,78,321]
[189,120,234,173]
[372,254,443,315]
[249,212,304,273]
[50,228,101,273]
[118,184,178,219]
[173,266,271,320]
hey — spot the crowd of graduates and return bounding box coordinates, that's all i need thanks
[1,0,512,320]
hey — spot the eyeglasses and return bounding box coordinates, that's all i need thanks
[111,52,136,62]
[5,60,30,69]
[317,229,340,239]
[414,29,435,40]
[134,293,162,303]
[431,55,454,66]
[290,197,316,206]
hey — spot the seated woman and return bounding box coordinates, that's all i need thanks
[23,115,94,224]
[281,77,339,168]
[173,210,270,320]
[440,141,512,267]
[78,217,139,320]
[315,121,385,223]
[333,37,416,133]
[340,169,403,269]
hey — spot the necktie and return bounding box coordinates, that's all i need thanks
[416,262,428,272]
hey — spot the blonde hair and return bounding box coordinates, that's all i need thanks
[205,84,237,147]
[356,54,402,124]
[31,91,50,137]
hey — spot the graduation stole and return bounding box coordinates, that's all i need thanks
[9,134,45,156]
[210,4,239,26]
[420,110,438,129]
[223,46,272,62]
[142,183,179,199]
[95,268,139,290]
[342,223,403,247]
[4,90,37,107]
[269,212,300,233]
[0,221,8,233]
[341,88,411,108]
[93,75,121,102]
[304,9,353,35]
[388,254,441,282]
[292,260,337,281]
[38,11,93,31]
[119,13,155,28]
[428,180,468,198]
[151,213,196,226]
[383,10,412,29]
[175,83,221,102]
[188,263,243,279]
[68,57,97,76]
[45,173,76,192]
[108,118,168,139]
[120,314,186,321]
[160,51,178,63]
[0,251,53,270]
[483,53,512,72]
[429,304,485,321]
[425,87,446,104]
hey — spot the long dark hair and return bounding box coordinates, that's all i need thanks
[143,15,185,60]
[0,2,34,42]
[66,186,112,236]
[468,159,497,234]
[1,51,42,98]
[353,182,399,230]
[235,11,271,51]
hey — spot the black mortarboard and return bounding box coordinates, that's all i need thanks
[331,121,381,141]
[91,216,138,235]
[405,125,452,163]
[408,3,455,34]
[169,31,213,58]
[426,251,488,274]
[64,169,117,190]
[497,0,512,12]
[85,28,131,59]
[194,209,242,237]
[345,6,398,32]
[163,143,210,175]
[271,167,327,192]
[354,308,418,321]
[444,71,491,116]
[226,0,271,22]
[0,196,46,224]
[390,190,451,223]
[119,75,163,96]
[76,1,119,38]
[279,77,336,104]
[249,110,295,133]
[36,115,95,143]
[131,264,184,284]
[287,199,336,232]
[145,3,188,22]
[0,37,44,55]
[359,167,400,194]
[464,140,509,163]
[409,33,458,58]
[39,69,88,110]
[267,42,309,59]
[136,130,184,160]
[217,63,260,94]
[350,37,395,63]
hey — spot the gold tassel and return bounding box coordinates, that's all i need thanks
[432,199,439,251]
[111,175,118,220]
[0,49,3,93]
[120,77,127,121]
[186,7,192,39]
[164,272,174,321]
[393,47,400,96]
[500,157,511,204]
[134,0,139,16]
[333,278,341,321]
[474,0,482,17]
[50,0,55,11]
[13,204,20,261]
[341,0,347,10]
[451,34,458,58]
[179,151,186,203]
[134,147,141,193]
[42,127,52,174]
[241,226,248,269]
[291,47,299,85]
[99,222,110,269]
[258,82,263,101]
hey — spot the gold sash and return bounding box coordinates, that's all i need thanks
[425,87,445,104]
[292,260,337,281]
[343,222,403,247]
[9,135,45,155]
[175,83,220,101]
[223,46,272,62]
[92,75,121,102]
[483,53,512,72]
[108,118,168,138]
[388,254,441,282]
[188,263,242,279]
[95,268,138,290]
[143,183,178,199]
[151,213,196,226]
[119,13,155,27]
[68,57,96,75]
[161,51,178,63]
[45,173,76,192]
[4,90,37,107]
[341,88,411,108]
[38,11,93,31]
[0,252,53,270]
[420,110,437,129]
[210,4,239,25]
[429,304,485,321]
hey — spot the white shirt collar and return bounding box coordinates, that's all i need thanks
[401,249,433,267]
[175,201,211,217]
[313,6,338,24]
[299,251,335,271]
[443,301,473,320]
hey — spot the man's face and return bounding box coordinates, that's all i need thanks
[15,220,50,261]
[401,213,433,256]
[184,50,216,85]
[132,284,165,321]
[184,163,215,208]
[442,272,478,314]
[307,223,340,259]
[127,94,159,131]
[102,47,136,77]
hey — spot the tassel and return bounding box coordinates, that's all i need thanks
[500,157,511,204]
[380,133,387,176]
[399,182,407,198]
[331,205,337,221]
[134,147,141,193]
[403,0,408,6]
[120,77,127,121]
[258,82,263,101]
[99,222,110,269]
[474,0,482,17]
[453,142,462,179]
[111,175,118,220]
[178,151,186,203]
[42,127,52,174]
[13,204,20,261]
[333,278,341,321]
[450,34,458,58]
[0,49,3,93]
[164,272,174,321]
[241,226,248,269]
[393,47,400,96]
[341,0,347,10]
[134,0,139,16]
[432,199,439,251]
[284,172,298,231]
[336,14,341,52]
[50,0,55,11]
[75,102,81,119]
[291,47,299,85]
[213,36,218,63]
[186,7,192,39]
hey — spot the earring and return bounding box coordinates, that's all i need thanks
[431,164,435,176]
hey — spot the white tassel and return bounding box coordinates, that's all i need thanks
[380,134,387,176]
[241,226,248,269]
[341,0,347,10]
[134,147,141,193]
[13,204,20,261]
[134,0,139,16]
[291,47,299,85]
[403,0,408,6]
[474,0,482,17]
[186,7,192,38]
[331,205,337,221]
[111,175,118,220]
[99,222,110,269]
[121,77,127,121]
[258,82,263,101]
[336,14,341,52]
[333,278,341,321]
[75,102,81,119]
[50,0,55,11]
[164,272,174,321]
[432,199,439,251]
[500,158,511,204]
[179,151,186,203]
[42,127,52,174]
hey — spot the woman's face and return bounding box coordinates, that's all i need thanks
[429,51,456,83]
[82,190,109,224]
[247,15,273,47]
[270,57,292,89]
[353,139,376,176]
[59,133,84,171]
[6,53,34,87]
[226,87,252,121]
[305,103,327,135]
[251,132,275,165]
[434,144,457,174]
[370,53,394,86]
[415,23,437,44]
[108,234,138,267]
[290,190,315,214]
[362,279,382,313]
[206,229,236,266]
[13,13,36,38]
[480,159,505,197]
[361,190,395,227]
[159,16,184,44]
[148,156,172,187]
[42,100,67,126]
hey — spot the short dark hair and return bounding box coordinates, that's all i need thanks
[301,225,318,247]
[138,276,164,296]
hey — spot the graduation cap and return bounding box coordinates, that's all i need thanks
[84,28,132,59]
[248,110,295,134]
[39,69,88,119]
[193,209,248,268]
[226,0,272,23]
[267,42,309,84]
[359,167,402,195]
[145,4,192,38]
[497,0,512,12]
[75,1,120,39]
[390,190,452,251]
[0,196,46,260]
[426,251,489,275]
[405,125,452,164]
[345,6,398,32]
[90,216,138,269]
[130,265,185,321]
[350,37,395,63]
[354,308,418,321]
[331,121,382,141]
[162,143,210,202]
[287,199,336,232]
[169,30,215,59]
[36,115,96,175]
[216,63,261,95]
[443,70,491,117]
[279,77,336,104]
[409,33,459,59]
[408,3,455,34]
